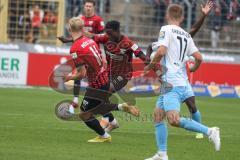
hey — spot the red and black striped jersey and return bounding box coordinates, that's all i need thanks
[70,36,108,88]
[93,34,142,79]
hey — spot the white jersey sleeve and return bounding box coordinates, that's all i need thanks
[187,38,199,56]
[157,26,171,48]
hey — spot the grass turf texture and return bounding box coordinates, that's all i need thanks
[0,87,240,160]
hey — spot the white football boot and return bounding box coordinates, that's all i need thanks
[208,127,221,151]
[145,152,168,160]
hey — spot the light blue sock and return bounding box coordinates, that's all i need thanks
[155,122,168,151]
[179,117,208,135]
[192,110,201,123]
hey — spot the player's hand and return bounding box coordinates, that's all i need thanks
[189,65,197,72]
[57,36,73,43]
[201,0,213,16]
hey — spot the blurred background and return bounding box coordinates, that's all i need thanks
[1,0,240,51]
[0,0,240,98]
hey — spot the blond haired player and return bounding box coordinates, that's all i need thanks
[66,17,139,143]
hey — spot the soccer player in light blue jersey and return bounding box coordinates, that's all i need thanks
[144,4,220,160]
[146,0,213,140]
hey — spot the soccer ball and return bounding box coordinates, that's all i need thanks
[55,101,73,120]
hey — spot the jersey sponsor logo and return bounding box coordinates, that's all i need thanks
[89,21,93,25]
[71,53,78,59]
[131,44,138,51]
[120,49,127,54]
[159,31,165,39]
[106,51,123,61]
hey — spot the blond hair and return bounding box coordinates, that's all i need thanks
[69,17,84,32]
[167,4,184,21]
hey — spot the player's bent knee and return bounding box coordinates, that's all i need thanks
[154,108,165,123]
[166,111,180,127]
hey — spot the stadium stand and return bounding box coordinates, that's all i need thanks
[0,0,239,53]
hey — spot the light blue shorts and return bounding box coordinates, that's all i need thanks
[156,83,194,112]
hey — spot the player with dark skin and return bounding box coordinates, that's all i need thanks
[146,0,213,138]
[89,21,152,131]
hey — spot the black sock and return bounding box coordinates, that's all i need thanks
[103,113,115,122]
[73,80,81,97]
[84,118,105,136]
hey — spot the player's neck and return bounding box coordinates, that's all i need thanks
[85,12,95,18]
[167,20,181,26]
[72,33,83,41]
[113,35,122,43]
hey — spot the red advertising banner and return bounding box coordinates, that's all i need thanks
[26,53,240,86]
[191,63,240,85]
[27,53,71,86]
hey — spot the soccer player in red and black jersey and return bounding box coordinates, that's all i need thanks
[92,21,150,91]
[65,17,140,142]
[86,20,151,132]
[58,0,105,114]
[79,0,104,34]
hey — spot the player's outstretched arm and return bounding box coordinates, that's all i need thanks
[189,52,203,72]
[146,44,153,63]
[189,0,213,37]
[57,36,74,43]
[137,51,151,65]
[144,46,167,75]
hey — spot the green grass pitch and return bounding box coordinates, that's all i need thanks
[0,87,240,160]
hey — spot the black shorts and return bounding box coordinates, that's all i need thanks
[80,84,111,112]
[110,75,129,92]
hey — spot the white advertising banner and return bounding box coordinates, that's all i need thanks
[0,50,28,85]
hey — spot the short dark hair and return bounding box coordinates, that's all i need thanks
[105,20,120,31]
[84,0,96,6]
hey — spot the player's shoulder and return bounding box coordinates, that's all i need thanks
[160,25,173,31]
[71,36,92,51]
[92,14,104,21]
[172,25,191,38]
[79,14,85,20]
[120,35,134,45]
[120,35,139,50]
[70,39,81,53]
[161,25,185,31]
